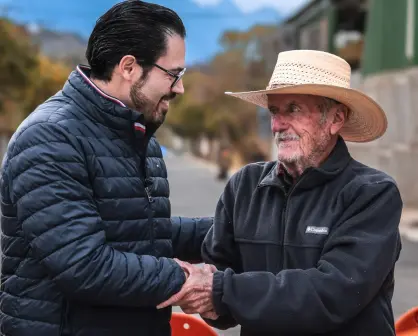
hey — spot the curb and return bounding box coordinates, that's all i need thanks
[179,153,218,172]
[400,222,418,242]
[399,209,418,242]
[400,229,418,242]
[179,154,243,176]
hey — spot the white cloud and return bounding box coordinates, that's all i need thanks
[234,0,309,14]
[191,0,310,15]
[191,0,222,6]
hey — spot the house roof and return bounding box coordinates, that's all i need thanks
[283,0,366,26]
[283,0,324,25]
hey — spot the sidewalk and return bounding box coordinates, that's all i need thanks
[400,208,418,242]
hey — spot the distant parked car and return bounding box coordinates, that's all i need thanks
[160,145,167,156]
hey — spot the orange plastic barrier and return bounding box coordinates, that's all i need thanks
[396,307,418,336]
[170,312,218,336]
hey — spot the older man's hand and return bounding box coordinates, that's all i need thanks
[157,259,218,318]
[200,310,220,320]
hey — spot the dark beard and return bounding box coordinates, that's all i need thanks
[130,79,155,122]
[129,79,175,127]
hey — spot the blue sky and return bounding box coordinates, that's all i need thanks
[191,0,309,14]
[0,0,310,65]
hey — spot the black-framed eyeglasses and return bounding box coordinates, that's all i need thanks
[153,63,186,88]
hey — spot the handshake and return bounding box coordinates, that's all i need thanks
[157,259,219,320]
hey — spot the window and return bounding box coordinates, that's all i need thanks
[299,17,328,51]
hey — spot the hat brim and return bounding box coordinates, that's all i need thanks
[225,84,387,143]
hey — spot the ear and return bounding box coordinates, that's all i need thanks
[117,55,142,81]
[329,104,348,135]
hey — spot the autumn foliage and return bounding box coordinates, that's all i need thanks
[167,24,279,163]
[0,18,70,132]
[0,18,279,164]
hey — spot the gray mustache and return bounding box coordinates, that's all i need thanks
[274,133,300,141]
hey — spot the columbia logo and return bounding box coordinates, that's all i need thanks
[305,226,329,235]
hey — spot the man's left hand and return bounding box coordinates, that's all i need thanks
[157,261,216,316]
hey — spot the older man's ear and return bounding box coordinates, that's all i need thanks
[330,105,348,136]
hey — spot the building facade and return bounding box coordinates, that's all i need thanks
[271,0,418,207]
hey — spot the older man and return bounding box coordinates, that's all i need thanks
[157,50,403,336]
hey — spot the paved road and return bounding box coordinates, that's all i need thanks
[166,153,418,335]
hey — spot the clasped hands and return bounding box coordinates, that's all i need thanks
[157,259,219,320]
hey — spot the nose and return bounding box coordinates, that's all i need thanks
[271,113,289,134]
[172,79,184,95]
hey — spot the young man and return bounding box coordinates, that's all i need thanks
[0,1,212,335]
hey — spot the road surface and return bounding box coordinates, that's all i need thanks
[166,152,418,336]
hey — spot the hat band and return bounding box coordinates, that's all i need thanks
[267,83,297,90]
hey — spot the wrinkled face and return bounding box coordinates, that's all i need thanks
[130,34,186,126]
[269,94,344,165]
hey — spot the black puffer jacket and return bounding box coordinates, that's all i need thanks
[0,66,212,336]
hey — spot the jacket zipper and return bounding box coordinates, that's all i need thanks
[141,140,155,245]
[133,133,155,245]
[279,192,288,271]
[279,173,307,270]
[143,181,154,245]
[59,299,70,335]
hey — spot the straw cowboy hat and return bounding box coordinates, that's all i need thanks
[225,49,387,142]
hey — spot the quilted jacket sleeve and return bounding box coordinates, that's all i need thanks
[171,216,213,262]
[6,121,186,307]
